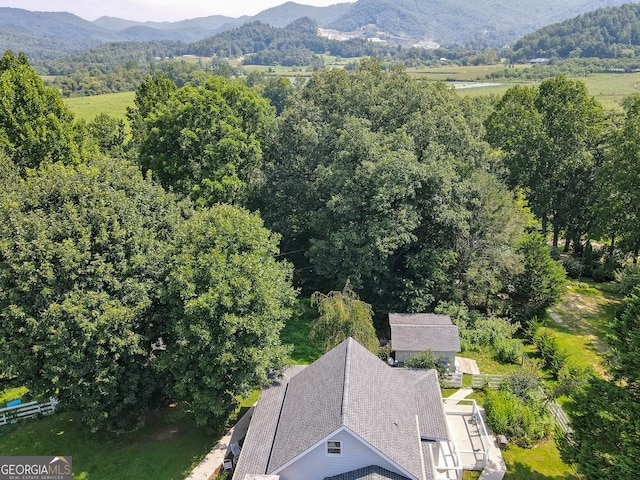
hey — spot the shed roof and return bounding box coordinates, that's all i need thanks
[389,314,460,354]
[388,313,452,326]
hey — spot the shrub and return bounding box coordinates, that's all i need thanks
[533,329,569,378]
[404,350,449,379]
[555,362,594,397]
[591,268,609,283]
[484,389,553,447]
[583,241,593,277]
[378,344,392,362]
[613,264,640,296]
[495,338,524,364]
[562,256,584,279]
[503,366,543,401]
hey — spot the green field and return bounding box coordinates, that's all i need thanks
[61,65,640,121]
[65,92,135,122]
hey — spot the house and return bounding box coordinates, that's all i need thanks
[389,314,461,371]
[232,337,461,480]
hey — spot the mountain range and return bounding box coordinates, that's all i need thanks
[0,0,636,59]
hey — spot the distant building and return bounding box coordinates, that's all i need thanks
[528,57,550,64]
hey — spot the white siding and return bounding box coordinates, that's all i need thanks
[276,429,412,480]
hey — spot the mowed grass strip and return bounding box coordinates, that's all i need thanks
[546,280,622,376]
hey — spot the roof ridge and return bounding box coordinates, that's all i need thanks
[340,337,352,424]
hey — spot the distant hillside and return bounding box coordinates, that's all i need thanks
[0,3,351,60]
[510,3,640,60]
[0,0,636,60]
[328,0,634,47]
[0,8,116,58]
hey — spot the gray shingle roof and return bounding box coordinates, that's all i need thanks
[389,313,460,353]
[388,314,452,326]
[323,465,411,480]
[233,338,450,480]
[391,324,461,353]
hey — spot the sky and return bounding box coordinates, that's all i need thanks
[0,0,354,22]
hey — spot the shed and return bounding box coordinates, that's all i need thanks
[389,313,461,371]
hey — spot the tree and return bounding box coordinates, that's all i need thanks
[485,76,606,248]
[126,73,177,149]
[261,60,528,315]
[85,113,127,157]
[597,95,640,262]
[260,76,293,115]
[138,76,276,207]
[559,289,640,478]
[0,51,79,171]
[309,283,379,355]
[0,156,183,432]
[510,232,567,319]
[159,204,296,429]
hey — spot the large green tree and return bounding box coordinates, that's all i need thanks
[597,95,640,262]
[262,60,531,315]
[0,51,79,170]
[159,204,295,429]
[0,156,183,432]
[138,75,275,207]
[510,232,567,319]
[485,76,606,249]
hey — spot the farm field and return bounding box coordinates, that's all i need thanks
[65,91,135,121]
[62,67,640,123]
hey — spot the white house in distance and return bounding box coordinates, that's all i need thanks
[232,337,462,480]
[389,314,461,372]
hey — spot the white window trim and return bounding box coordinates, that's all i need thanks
[326,440,343,457]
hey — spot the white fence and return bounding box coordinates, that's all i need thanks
[0,398,58,426]
[471,374,504,389]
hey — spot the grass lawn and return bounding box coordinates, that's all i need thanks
[545,280,622,376]
[64,91,135,122]
[503,440,578,480]
[280,299,323,364]
[0,405,215,480]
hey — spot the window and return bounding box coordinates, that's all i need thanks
[326,440,342,456]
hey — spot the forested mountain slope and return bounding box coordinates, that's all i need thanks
[510,3,640,60]
[0,4,350,59]
[328,0,633,47]
[0,0,635,59]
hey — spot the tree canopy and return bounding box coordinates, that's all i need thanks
[261,60,533,317]
[159,204,296,428]
[0,51,79,171]
[0,156,183,431]
[485,76,605,249]
[137,75,276,207]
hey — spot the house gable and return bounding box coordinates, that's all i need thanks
[273,426,417,480]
